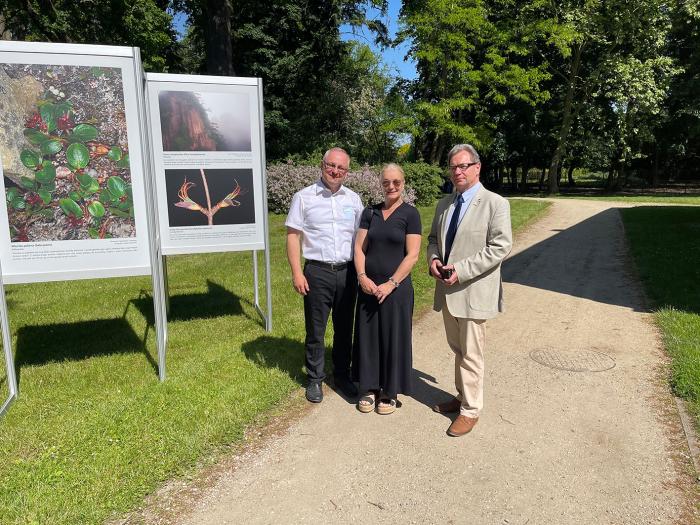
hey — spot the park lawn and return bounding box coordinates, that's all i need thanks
[620,206,700,421]
[0,198,549,525]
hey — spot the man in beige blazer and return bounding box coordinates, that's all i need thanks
[427,144,512,437]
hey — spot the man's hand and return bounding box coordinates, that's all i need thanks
[292,272,309,295]
[374,282,396,304]
[359,274,378,295]
[441,264,459,286]
[429,258,444,279]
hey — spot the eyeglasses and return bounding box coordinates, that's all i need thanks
[381,180,403,187]
[323,160,349,174]
[449,162,479,172]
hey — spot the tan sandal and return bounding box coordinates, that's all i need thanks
[376,396,396,415]
[357,392,375,413]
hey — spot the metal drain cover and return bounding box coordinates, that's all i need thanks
[530,348,616,372]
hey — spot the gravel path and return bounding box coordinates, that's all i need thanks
[173,199,697,524]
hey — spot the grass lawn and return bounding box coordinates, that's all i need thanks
[557,194,700,205]
[0,198,549,525]
[620,206,700,418]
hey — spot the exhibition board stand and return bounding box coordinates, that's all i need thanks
[0,41,168,414]
[145,73,272,332]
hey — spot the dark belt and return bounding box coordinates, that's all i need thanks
[306,260,350,271]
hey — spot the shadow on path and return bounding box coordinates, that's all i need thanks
[409,367,454,420]
[502,207,647,312]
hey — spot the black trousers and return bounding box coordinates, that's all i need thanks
[303,261,357,384]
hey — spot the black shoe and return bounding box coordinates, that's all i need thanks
[334,375,358,398]
[305,382,323,403]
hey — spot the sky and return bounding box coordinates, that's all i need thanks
[340,0,417,81]
[172,0,417,81]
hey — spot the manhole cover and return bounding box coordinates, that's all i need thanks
[529,348,616,372]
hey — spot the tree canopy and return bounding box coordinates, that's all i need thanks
[2,0,699,189]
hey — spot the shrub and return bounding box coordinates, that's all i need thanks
[266,162,416,214]
[401,162,445,206]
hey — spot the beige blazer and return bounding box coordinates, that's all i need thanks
[427,185,512,320]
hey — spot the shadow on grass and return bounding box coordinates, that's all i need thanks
[241,335,305,384]
[14,318,152,387]
[132,280,244,323]
[620,206,700,314]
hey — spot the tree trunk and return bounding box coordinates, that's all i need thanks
[520,161,530,192]
[567,164,575,187]
[509,164,517,190]
[548,42,583,195]
[205,0,235,76]
[539,168,546,191]
[606,163,616,190]
[652,143,659,187]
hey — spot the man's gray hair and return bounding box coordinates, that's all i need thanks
[323,147,350,162]
[447,144,480,164]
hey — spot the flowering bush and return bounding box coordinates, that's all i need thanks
[266,162,417,214]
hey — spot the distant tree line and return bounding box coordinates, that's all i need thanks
[2,1,699,193]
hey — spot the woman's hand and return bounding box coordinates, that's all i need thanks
[374,281,396,304]
[359,274,378,295]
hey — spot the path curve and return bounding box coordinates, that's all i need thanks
[174,199,696,524]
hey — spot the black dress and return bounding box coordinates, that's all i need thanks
[352,202,422,398]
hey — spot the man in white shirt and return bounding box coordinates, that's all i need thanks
[286,147,364,403]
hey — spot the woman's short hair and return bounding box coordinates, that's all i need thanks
[381,162,405,179]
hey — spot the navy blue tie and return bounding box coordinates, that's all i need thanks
[444,194,463,264]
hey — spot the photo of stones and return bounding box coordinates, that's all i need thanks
[0,63,136,242]
[158,90,252,152]
[165,167,255,227]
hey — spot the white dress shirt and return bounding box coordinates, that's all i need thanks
[285,180,364,263]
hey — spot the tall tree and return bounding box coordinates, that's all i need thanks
[175,0,388,160]
[398,0,568,164]
[540,0,678,193]
[0,0,178,71]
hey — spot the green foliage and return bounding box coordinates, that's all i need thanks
[59,198,84,218]
[0,0,178,72]
[399,0,564,163]
[10,96,133,241]
[401,162,444,205]
[66,143,90,170]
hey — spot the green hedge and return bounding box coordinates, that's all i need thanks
[402,162,445,206]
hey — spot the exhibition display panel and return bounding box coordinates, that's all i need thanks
[0,41,169,414]
[145,73,272,330]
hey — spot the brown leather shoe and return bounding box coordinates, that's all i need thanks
[447,415,478,437]
[432,398,461,414]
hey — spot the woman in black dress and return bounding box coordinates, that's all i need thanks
[353,163,422,414]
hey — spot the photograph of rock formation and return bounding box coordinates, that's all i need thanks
[165,168,255,227]
[158,91,252,152]
[0,63,136,242]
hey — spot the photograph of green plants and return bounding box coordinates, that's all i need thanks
[0,64,135,242]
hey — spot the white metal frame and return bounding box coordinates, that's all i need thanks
[0,257,17,417]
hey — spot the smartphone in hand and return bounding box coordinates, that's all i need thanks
[439,266,453,280]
